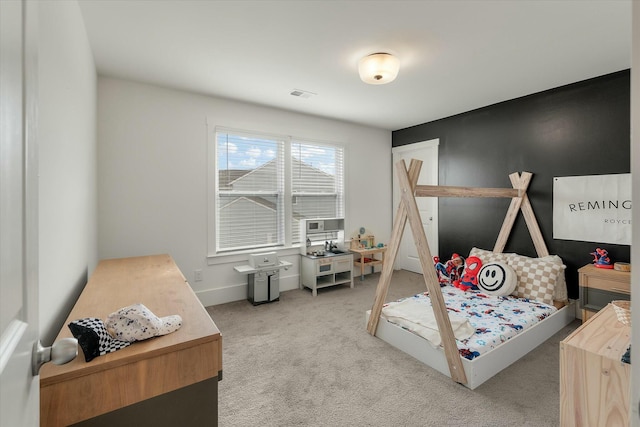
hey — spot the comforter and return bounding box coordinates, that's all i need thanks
[381,285,557,360]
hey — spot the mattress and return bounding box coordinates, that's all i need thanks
[380,285,558,360]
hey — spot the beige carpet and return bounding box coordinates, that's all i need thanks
[207,269,578,427]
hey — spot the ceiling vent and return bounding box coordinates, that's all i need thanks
[290,89,316,99]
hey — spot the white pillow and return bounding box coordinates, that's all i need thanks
[477,262,517,296]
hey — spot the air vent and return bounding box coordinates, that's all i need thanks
[290,89,316,99]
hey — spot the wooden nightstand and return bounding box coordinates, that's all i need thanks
[578,264,630,323]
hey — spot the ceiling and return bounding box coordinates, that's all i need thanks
[77,0,632,131]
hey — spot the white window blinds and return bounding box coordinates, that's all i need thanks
[291,142,344,244]
[216,132,285,252]
[214,129,344,253]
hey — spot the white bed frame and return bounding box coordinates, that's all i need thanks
[367,158,573,388]
[366,301,575,389]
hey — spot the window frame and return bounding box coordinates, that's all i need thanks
[207,125,346,260]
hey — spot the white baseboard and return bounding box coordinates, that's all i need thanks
[196,274,300,307]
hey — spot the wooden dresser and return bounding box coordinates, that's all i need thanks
[40,254,222,426]
[578,264,630,323]
[560,303,630,426]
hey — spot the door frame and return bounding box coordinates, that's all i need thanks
[391,139,439,272]
[0,0,40,425]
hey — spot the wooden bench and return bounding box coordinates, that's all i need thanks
[40,254,222,426]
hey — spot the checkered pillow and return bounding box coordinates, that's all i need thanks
[507,254,562,305]
[68,317,131,362]
[469,247,513,264]
[540,254,568,302]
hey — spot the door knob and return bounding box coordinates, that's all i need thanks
[32,338,78,375]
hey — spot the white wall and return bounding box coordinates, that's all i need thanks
[38,1,98,344]
[97,77,392,305]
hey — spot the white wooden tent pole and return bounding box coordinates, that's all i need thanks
[510,173,549,257]
[396,160,467,384]
[416,185,518,198]
[493,172,531,253]
[368,159,467,384]
[367,159,422,335]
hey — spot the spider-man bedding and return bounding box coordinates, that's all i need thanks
[380,284,557,360]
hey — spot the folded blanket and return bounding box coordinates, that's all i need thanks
[381,298,475,347]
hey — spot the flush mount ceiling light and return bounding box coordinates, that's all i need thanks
[358,52,400,85]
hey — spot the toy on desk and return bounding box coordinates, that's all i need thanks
[453,255,483,291]
[350,233,375,249]
[591,247,614,269]
[433,253,465,284]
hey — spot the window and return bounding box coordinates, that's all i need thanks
[291,142,344,244]
[213,129,344,254]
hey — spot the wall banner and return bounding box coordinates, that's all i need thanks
[553,174,631,245]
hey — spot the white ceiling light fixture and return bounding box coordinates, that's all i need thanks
[358,52,400,85]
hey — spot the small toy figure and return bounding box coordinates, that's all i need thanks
[434,253,465,284]
[433,256,446,283]
[453,256,483,291]
[591,247,614,269]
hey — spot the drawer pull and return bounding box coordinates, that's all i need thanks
[611,287,631,294]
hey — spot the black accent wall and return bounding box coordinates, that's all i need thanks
[392,70,630,299]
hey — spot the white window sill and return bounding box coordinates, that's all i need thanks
[207,246,302,266]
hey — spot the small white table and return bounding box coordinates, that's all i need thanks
[233,260,292,274]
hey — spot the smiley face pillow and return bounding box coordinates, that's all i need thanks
[477,262,517,296]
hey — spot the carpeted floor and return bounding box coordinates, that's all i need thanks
[207,269,579,426]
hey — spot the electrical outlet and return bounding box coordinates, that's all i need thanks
[194,269,203,282]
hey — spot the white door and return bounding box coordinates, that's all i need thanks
[392,139,439,273]
[0,1,40,426]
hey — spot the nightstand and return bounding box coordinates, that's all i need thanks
[578,264,630,323]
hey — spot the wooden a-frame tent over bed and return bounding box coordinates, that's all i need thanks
[366,159,575,389]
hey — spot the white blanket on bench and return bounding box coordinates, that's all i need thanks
[381,298,475,347]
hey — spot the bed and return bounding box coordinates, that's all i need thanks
[366,248,575,389]
[366,159,576,389]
